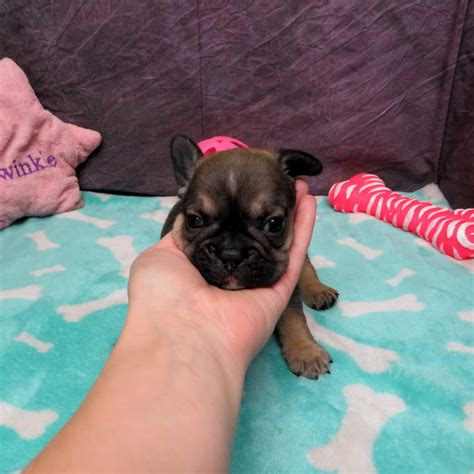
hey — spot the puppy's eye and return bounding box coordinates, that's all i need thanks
[186,214,205,229]
[264,216,285,233]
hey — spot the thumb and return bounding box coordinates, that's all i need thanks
[147,232,183,255]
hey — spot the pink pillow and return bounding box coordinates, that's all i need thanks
[0,58,101,229]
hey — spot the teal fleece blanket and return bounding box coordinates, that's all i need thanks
[1,185,473,473]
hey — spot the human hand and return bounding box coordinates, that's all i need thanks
[124,179,316,373]
[24,180,316,474]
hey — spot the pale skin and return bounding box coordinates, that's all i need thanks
[26,180,316,473]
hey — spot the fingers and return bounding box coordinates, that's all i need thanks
[272,193,316,298]
[295,179,308,205]
[287,194,316,281]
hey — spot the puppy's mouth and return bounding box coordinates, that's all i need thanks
[189,244,285,290]
[222,276,245,291]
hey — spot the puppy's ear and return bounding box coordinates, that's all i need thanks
[170,135,203,195]
[278,149,323,177]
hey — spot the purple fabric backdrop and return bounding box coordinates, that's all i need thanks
[1,0,472,206]
[438,0,474,208]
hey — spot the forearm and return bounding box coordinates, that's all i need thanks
[26,308,245,473]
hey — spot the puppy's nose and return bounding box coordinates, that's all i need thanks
[219,248,245,268]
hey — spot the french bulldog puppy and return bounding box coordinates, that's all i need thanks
[161,135,338,379]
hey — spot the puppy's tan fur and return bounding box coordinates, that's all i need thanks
[171,216,338,378]
[164,136,338,379]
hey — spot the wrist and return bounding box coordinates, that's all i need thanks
[117,303,247,400]
[115,305,246,470]
[27,304,247,473]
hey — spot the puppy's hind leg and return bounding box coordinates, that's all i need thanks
[299,255,338,310]
[277,289,332,379]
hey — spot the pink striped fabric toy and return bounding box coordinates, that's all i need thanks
[328,173,474,260]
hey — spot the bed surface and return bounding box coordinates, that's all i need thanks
[1,185,473,473]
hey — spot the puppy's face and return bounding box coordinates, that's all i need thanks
[169,136,322,290]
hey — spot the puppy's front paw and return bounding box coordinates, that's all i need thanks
[284,343,332,379]
[302,283,339,310]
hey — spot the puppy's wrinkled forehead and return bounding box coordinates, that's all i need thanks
[186,149,295,217]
